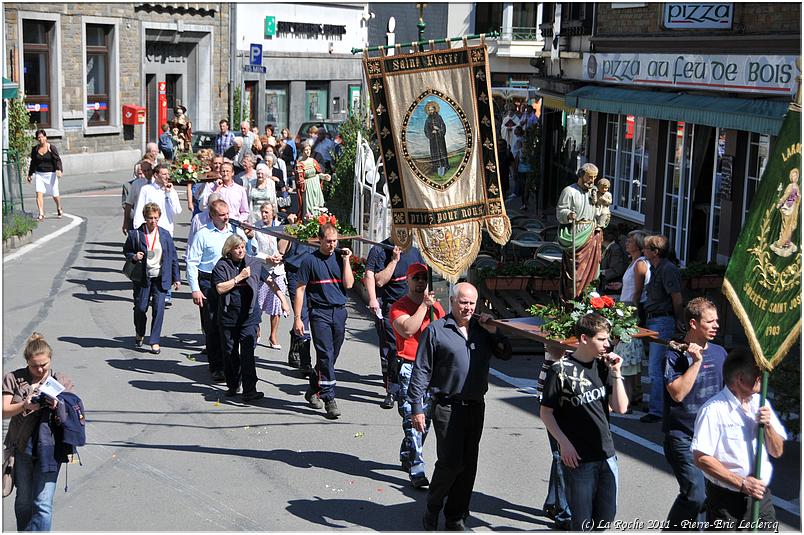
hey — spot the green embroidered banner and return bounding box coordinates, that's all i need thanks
[722,105,801,371]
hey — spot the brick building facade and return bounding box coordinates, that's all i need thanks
[534,2,800,265]
[4,3,231,174]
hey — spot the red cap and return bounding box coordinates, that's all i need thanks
[406,263,428,277]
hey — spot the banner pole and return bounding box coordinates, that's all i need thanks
[750,370,770,531]
[351,32,499,55]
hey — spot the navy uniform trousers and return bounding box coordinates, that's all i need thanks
[308,306,347,402]
[373,298,400,392]
[286,269,312,367]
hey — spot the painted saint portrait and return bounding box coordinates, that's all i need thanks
[403,93,469,188]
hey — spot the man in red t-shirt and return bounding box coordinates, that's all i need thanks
[389,263,446,488]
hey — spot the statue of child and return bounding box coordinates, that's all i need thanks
[595,178,612,229]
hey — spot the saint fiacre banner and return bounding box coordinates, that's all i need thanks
[363,43,511,282]
[722,105,801,371]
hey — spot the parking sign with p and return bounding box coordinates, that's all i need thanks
[249,43,263,66]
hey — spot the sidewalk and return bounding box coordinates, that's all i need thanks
[21,166,133,200]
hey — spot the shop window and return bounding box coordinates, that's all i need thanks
[743,133,771,224]
[265,83,289,130]
[475,3,503,34]
[85,24,112,126]
[22,19,54,128]
[602,113,649,223]
[306,84,328,121]
[662,121,696,265]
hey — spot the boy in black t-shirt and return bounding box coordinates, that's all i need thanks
[540,313,629,531]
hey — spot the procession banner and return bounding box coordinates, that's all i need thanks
[363,42,511,282]
[722,104,801,371]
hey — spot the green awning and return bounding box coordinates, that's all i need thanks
[565,86,790,136]
[3,77,18,99]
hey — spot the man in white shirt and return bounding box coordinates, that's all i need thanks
[122,160,152,234]
[692,348,786,530]
[133,164,182,235]
[234,120,256,170]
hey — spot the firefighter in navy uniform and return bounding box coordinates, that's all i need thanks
[293,223,354,419]
[365,238,425,409]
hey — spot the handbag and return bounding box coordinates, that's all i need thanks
[3,448,15,498]
[122,231,145,282]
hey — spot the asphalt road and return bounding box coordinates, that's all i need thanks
[2,179,800,531]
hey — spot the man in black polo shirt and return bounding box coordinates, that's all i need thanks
[365,238,425,409]
[642,234,684,423]
[407,282,512,531]
[293,223,354,419]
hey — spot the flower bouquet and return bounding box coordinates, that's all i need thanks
[528,290,640,343]
[169,152,203,185]
[350,255,368,282]
[284,212,358,242]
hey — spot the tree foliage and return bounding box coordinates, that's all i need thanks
[326,110,376,221]
[7,95,35,175]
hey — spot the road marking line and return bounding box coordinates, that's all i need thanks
[3,213,83,263]
[489,367,800,517]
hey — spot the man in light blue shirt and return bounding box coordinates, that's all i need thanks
[186,199,251,382]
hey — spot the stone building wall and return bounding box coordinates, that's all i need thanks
[4,3,231,172]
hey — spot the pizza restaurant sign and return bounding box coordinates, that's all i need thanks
[584,53,798,96]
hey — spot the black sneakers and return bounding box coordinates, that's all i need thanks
[324,399,341,419]
[411,474,430,489]
[242,391,264,402]
[380,392,395,409]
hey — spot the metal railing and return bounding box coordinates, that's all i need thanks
[500,26,542,42]
[2,149,26,214]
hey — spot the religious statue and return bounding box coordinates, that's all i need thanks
[770,167,801,257]
[595,178,612,229]
[170,104,193,153]
[557,163,604,302]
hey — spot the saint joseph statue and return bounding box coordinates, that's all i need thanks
[557,163,604,301]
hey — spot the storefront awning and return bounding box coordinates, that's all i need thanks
[3,77,18,100]
[565,86,790,136]
[534,89,576,114]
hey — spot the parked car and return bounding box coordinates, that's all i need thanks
[296,121,344,141]
[191,130,217,153]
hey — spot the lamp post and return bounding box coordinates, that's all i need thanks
[416,3,427,41]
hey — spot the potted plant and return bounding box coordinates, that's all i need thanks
[681,261,726,290]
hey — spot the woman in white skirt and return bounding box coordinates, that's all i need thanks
[615,229,651,412]
[26,129,63,221]
[252,202,289,349]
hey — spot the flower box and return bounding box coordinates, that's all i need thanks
[489,316,659,351]
[684,275,724,290]
[528,277,560,292]
[484,276,530,291]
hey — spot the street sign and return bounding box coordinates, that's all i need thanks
[243,65,267,74]
[249,43,263,65]
[265,16,276,38]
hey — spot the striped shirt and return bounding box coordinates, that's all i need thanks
[214,131,235,156]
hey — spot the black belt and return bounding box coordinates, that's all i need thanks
[646,312,672,320]
[198,271,212,281]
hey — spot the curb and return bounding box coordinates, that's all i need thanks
[2,230,34,253]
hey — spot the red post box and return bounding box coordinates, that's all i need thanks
[122,104,146,125]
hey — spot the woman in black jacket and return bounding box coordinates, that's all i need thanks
[212,235,268,402]
[26,129,64,221]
